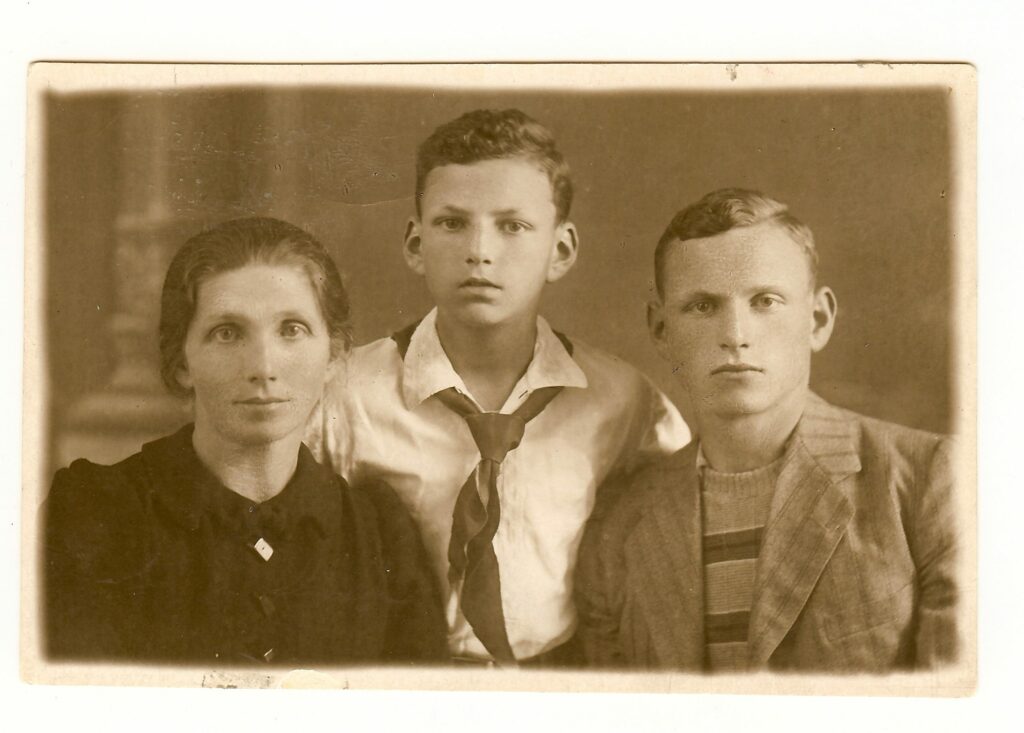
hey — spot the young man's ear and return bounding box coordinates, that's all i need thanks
[545,221,579,283]
[809,285,838,353]
[403,218,425,276]
[646,298,673,362]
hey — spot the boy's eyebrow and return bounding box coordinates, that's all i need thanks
[430,205,527,218]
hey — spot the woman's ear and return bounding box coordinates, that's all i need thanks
[175,360,193,392]
[546,221,579,282]
[403,218,425,276]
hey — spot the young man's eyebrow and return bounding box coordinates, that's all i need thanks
[433,204,470,216]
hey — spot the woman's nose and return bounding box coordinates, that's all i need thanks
[246,334,278,382]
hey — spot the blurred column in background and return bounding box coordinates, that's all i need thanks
[56,95,190,468]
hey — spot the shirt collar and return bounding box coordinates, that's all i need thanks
[400,307,588,410]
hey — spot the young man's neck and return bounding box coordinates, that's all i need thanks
[191,424,301,504]
[695,387,809,474]
[435,310,538,411]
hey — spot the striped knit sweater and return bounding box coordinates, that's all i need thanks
[699,449,785,672]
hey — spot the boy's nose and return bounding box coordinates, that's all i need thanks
[465,226,495,265]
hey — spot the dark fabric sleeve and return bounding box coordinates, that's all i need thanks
[42,461,146,661]
[360,479,449,664]
[908,437,961,668]
[574,470,634,668]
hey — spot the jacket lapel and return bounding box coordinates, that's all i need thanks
[633,444,706,669]
[747,393,861,666]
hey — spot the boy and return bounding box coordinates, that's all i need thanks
[574,188,959,672]
[310,109,689,666]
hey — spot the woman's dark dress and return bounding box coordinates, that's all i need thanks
[42,425,447,666]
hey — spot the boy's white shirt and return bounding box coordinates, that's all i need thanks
[308,308,690,660]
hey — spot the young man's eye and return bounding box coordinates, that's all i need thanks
[753,295,783,310]
[210,325,239,343]
[499,220,531,234]
[685,301,714,315]
[281,321,311,339]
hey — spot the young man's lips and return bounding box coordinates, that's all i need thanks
[711,364,762,375]
[236,397,289,405]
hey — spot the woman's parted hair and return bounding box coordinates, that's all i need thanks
[654,188,818,298]
[159,217,352,396]
[415,108,574,224]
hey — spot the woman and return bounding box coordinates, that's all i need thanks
[43,217,447,666]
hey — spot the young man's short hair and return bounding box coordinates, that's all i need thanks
[654,188,818,297]
[415,108,574,224]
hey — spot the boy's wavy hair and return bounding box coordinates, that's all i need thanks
[654,188,818,297]
[415,108,574,224]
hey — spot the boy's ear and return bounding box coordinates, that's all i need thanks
[646,299,672,362]
[809,285,838,353]
[403,218,426,276]
[546,220,579,283]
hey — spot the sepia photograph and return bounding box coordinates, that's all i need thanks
[21,62,975,696]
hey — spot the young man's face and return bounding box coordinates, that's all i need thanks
[649,221,836,421]
[404,157,577,330]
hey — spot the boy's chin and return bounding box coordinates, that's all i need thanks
[441,301,529,329]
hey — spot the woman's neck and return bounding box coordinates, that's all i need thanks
[191,424,301,504]
[435,311,538,411]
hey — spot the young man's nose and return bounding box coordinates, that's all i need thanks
[245,334,279,382]
[464,225,495,265]
[719,302,751,351]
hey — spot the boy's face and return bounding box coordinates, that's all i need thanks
[648,221,836,421]
[404,157,577,330]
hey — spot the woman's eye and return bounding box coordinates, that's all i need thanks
[211,326,238,343]
[281,322,310,339]
[687,301,713,315]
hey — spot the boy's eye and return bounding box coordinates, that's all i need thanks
[281,321,311,339]
[436,218,464,232]
[210,325,239,343]
[499,220,531,234]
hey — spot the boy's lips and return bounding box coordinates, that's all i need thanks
[236,397,290,405]
[459,277,501,289]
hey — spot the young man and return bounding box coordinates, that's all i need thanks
[575,188,959,673]
[310,109,689,666]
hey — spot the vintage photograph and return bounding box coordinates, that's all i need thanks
[21,63,975,693]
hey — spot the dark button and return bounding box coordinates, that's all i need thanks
[257,593,276,618]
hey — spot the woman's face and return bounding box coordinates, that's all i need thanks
[177,263,333,450]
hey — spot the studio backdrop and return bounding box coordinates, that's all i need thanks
[37,66,958,477]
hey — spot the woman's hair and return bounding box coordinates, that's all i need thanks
[415,108,574,224]
[654,188,818,297]
[159,217,351,396]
